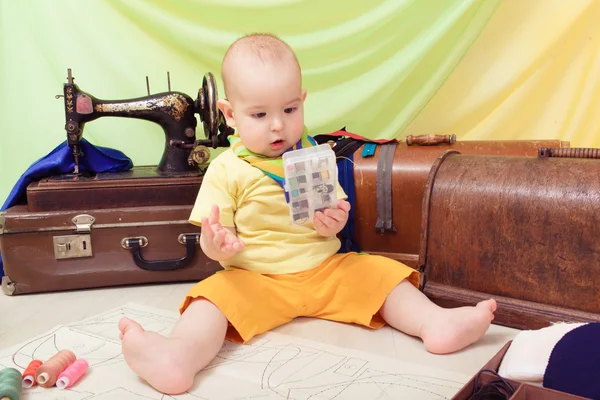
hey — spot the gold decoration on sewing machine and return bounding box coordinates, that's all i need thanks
[66,87,74,113]
[93,93,190,122]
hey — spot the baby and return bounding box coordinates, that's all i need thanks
[118,33,497,395]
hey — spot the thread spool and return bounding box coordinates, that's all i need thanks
[35,349,76,388]
[56,359,88,389]
[0,367,21,400]
[21,360,43,388]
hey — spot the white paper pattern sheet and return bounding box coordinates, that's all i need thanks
[0,303,469,399]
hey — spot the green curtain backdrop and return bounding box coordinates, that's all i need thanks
[0,0,499,203]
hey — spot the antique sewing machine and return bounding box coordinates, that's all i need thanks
[59,68,233,175]
[24,69,234,211]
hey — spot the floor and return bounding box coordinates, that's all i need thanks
[0,280,521,390]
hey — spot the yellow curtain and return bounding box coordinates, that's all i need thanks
[404,0,600,148]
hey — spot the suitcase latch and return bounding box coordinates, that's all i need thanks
[72,214,95,233]
[53,234,93,259]
[52,214,95,259]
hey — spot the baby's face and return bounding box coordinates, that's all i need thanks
[225,57,306,157]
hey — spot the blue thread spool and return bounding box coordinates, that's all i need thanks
[0,367,21,400]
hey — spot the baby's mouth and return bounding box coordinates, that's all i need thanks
[270,139,285,150]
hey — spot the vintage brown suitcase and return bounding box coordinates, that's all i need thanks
[352,138,568,268]
[25,166,203,212]
[418,150,600,330]
[0,204,220,295]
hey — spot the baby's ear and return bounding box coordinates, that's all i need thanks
[301,89,307,102]
[217,99,236,128]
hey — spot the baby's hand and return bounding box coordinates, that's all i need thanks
[313,200,351,237]
[201,205,245,260]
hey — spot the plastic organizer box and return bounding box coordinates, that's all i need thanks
[283,144,338,225]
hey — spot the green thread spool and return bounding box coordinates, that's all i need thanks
[0,367,21,400]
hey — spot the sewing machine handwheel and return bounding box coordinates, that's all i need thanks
[188,144,210,166]
[198,72,219,147]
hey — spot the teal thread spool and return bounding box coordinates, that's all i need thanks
[0,367,21,400]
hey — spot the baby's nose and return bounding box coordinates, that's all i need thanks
[270,116,284,132]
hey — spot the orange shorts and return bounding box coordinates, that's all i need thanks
[179,252,419,344]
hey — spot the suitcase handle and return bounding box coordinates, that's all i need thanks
[406,134,456,146]
[121,234,200,271]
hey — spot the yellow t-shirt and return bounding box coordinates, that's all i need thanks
[189,149,347,274]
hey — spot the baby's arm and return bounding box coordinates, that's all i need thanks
[313,199,351,237]
[200,205,245,261]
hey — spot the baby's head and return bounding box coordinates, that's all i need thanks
[217,33,307,158]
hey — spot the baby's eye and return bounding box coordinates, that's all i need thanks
[253,112,266,118]
[284,107,296,114]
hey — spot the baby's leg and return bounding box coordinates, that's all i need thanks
[380,280,496,354]
[119,298,227,394]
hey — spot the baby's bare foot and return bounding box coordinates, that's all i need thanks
[119,317,196,394]
[420,299,497,354]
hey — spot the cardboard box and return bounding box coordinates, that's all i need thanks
[452,341,589,399]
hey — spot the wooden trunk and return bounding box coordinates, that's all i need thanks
[352,139,568,268]
[419,151,600,330]
[0,204,220,295]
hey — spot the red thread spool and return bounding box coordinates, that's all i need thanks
[21,359,43,388]
[35,350,76,388]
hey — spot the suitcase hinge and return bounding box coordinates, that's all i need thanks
[0,212,5,235]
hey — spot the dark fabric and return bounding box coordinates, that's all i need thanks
[336,153,360,253]
[469,369,515,400]
[314,129,365,254]
[543,322,600,399]
[313,126,397,144]
[469,385,509,400]
[0,139,133,276]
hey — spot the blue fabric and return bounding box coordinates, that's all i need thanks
[543,322,600,399]
[361,142,377,157]
[337,153,360,253]
[0,139,133,276]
